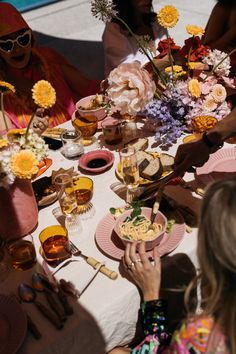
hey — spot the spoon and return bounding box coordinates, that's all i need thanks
[32,273,67,322]
[18,283,63,330]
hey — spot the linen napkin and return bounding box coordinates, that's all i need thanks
[42,258,102,296]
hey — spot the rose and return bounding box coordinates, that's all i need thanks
[106,61,156,116]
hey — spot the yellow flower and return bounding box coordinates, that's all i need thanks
[157,5,179,29]
[165,65,186,77]
[188,79,201,98]
[32,80,56,109]
[192,115,217,133]
[11,150,39,180]
[0,80,15,94]
[186,25,204,36]
[0,139,9,149]
[7,129,26,139]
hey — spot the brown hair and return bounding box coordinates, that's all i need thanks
[186,177,236,353]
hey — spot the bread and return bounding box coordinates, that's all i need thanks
[141,158,163,180]
[160,153,174,172]
[126,138,148,151]
[136,151,154,172]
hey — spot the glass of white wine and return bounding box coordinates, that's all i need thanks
[119,146,139,203]
[54,173,81,233]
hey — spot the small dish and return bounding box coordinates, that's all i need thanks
[79,150,114,173]
[114,207,167,251]
[32,176,57,207]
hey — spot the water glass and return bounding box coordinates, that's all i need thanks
[39,225,69,262]
[6,234,36,271]
[72,176,94,216]
[54,173,78,216]
[119,147,139,203]
[60,129,84,160]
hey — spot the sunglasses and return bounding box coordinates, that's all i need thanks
[0,30,32,53]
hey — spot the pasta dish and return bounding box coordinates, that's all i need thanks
[119,215,163,241]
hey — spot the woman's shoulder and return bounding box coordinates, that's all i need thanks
[170,316,228,353]
[103,21,123,39]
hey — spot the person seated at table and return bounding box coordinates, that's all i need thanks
[202,0,236,68]
[102,0,166,76]
[109,176,236,353]
[173,106,236,176]
[0,2,101,135]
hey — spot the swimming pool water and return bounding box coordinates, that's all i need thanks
[4,0,60,12]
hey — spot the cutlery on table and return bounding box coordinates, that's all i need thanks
[41,263,74,316]
[32,273,67,322]
[18,283,64,330]
[150,183,165,224]
[67,241,118,280]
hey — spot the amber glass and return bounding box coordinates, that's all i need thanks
[7,234,36,271]
[72,176,93,214]
[39,225,69,262]
[72,111,98,146]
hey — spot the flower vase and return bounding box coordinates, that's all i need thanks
[0,179,38,240]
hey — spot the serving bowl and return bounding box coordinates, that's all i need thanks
[114,207,167,251]
[78,149,114,173]
[76,95,107,121]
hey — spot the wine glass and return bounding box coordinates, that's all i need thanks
[54,173,82,232]
[72,110,98,147]
[119,146,139,203]
[72,176,94,219]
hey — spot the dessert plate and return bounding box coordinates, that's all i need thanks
[79,150,114,173]
[0,294,27,354]
[95,212,186,260]
[196,148,236,185]
[32,176,57,207]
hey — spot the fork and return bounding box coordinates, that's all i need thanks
[68,241,118,280]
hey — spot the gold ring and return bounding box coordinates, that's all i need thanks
[134,259,142,264]
[127,261,135,270]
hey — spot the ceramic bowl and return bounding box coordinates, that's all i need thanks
[78,149,114,173]
[76,95,107,121]
[114,207,167,251]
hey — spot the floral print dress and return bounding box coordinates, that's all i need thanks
[131,300,229,354]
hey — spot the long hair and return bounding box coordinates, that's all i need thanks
[186,177,236,353]
[112,0,156,34]
[216,0,236,6]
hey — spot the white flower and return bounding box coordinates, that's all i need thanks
[0,143,19,187]
[18,130,48,161]
[91,0,117,22]
[203,49,231,77]
[107,61,156,115]
[203,95,218,112]
[211,84,227,103]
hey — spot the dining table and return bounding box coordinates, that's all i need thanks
[1,117,227,354]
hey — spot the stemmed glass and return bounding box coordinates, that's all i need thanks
[72,111,98,147]
[119,146,140,204]
[54,173,82,233]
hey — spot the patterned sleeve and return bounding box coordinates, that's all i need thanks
[131,299,170,354]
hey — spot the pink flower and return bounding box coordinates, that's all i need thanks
[107,61,156,115]
[211,84,227,103]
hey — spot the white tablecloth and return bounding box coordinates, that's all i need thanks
[1,120,208,354]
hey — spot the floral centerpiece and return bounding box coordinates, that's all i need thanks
[0,79,56,240]
[91,1,236,147]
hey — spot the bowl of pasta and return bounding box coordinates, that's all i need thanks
[114,207,167,250]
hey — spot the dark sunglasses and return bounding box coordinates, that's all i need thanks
[0,30,32,53]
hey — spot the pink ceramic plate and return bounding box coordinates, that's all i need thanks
[196,148,236,185]
[79,149,115,173]
[0,295,27,354]
[95,213,186,260]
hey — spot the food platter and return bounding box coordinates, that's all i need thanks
[95,212,186,260]
[116,151,173,185]
[32,176,57,207]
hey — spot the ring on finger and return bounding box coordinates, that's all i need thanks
[133,259,142,264]
[127,261,135,270]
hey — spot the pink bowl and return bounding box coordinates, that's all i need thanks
[114,207,167,251]
[79,149,114,173]
[76,95,107,121]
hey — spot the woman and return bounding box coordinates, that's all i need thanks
[102,0,166,76]
[110,177,236,353]
[0,2,100,134]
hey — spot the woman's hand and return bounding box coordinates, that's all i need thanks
[123,242,161,301]
[32,108,49,135]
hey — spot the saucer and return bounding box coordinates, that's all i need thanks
[79,150,114,173]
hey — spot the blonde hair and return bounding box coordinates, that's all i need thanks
[186,177,236,353]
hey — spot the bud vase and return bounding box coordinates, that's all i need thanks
[0,179,38,240]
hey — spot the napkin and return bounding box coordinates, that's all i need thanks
[42,258,102,296]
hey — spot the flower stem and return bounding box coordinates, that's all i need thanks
[115,16,167,86]
[211,48,236,75]
[25,110,36,142]
[166,30,174,72]
[1,92,9,132]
